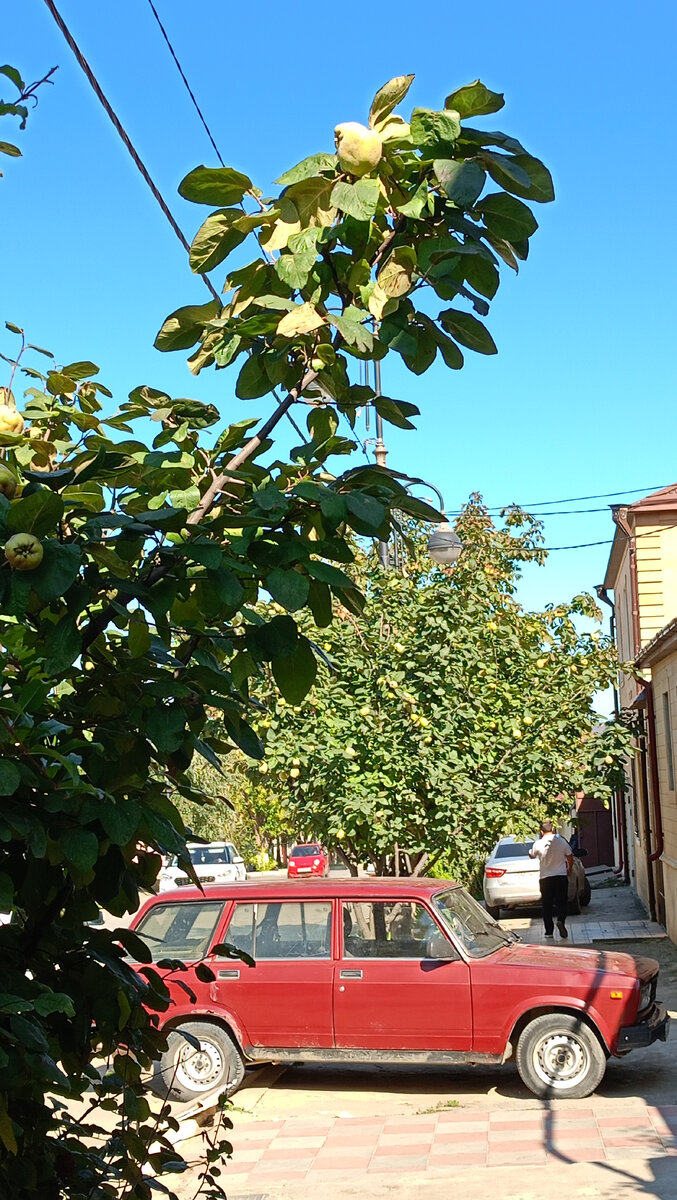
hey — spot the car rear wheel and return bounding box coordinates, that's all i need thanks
[485,903,501,920]
[581,878,591,907]
[569,887,582,915]
[157,1022,245,1102]
[516,1013,607,1099]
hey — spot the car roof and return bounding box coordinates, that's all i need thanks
[290,842,322,849]
[145,877,461,904]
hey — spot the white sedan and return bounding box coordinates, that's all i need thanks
[158,841,247,892]
[483,836,591,919]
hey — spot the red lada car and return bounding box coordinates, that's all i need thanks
[129,879,669,1104]
[287,843,330,878]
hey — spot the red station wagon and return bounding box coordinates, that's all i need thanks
[129,879,669,1104]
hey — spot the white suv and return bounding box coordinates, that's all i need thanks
[158,841,246,892]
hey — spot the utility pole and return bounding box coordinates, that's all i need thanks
[373,360,391,569]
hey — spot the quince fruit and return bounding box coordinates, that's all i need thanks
[0,465,18,499]
[0,402,24,436]
[4,532,43,571]
[334,122,382,177]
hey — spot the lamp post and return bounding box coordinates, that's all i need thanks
[371,361,462,568]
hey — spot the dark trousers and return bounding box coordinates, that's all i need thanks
[539,875,568,934]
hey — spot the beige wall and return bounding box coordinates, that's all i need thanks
[636,523,677,646]
[647,646,677,944]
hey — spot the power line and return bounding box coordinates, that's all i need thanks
[41,0,219,300]
[449,484,670,514]
[145,0,225,167]
[142,0,307,444]
[539,522,677,553]
[41,0,306,443]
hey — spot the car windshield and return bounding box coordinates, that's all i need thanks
[433,887,513,959]
[493,842,534,859]
[170,846,233,868]
[291,845,320,857]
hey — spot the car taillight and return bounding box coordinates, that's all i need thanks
[485,867,506,878]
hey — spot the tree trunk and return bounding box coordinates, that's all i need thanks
[336,844,359,877]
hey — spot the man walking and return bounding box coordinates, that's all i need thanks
[529,820,574,940]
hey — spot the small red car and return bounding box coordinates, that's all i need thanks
[129,878,669,1104]
[287,843,329,879]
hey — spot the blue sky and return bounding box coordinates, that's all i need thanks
[3,0,676,629]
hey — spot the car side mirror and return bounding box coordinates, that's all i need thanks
[425,932,458,961]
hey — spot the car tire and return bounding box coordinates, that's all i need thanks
[156,1022,245,1102]
[569,888,582,915]
[516,1013,607,1099]
[485,903,501,920]
[581,879,592,908]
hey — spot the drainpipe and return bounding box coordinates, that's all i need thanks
[635,674,665,864]
[595,584,629,882]
[635,710,657,921]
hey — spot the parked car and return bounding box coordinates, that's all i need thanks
[128,878,668,1103]
[157,842,246,893]
[483,835,591,920]
[287,843,330,879]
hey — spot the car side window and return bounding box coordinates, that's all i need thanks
[134,901,224,962]
[342,901,446,959]
[226,901,332,959]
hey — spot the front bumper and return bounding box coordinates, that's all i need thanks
[617,1002,670,1051]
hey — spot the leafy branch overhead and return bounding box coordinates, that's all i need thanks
[156,73,553,418]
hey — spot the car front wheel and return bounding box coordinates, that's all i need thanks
[516,1013,607,1099]
[157,1022,245,1102]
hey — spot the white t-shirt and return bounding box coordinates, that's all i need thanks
[530,833,572,878]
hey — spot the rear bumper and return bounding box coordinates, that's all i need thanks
[617,1003,670,1052]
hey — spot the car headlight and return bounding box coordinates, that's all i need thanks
[639,982,652,1011]
[313,858,320,866]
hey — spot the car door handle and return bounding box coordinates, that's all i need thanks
[339,969,363,979]
[217,969,240,980]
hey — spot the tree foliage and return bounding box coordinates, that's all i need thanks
[0,69,553,1197]
[253,502,635,879]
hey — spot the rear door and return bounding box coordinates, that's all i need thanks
[333,899,472,1050]
[211,898,334,1049]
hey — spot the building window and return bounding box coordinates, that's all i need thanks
[663,692,675,791]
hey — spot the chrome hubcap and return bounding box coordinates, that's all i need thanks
[175,1038,224,1091]
[533,1032,588,1089]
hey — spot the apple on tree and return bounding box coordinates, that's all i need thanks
[4,532,44,570]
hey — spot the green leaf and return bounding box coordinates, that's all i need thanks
[275,153,337,185]
[0,65,24,91]
[0,761,20,797]
[393,179,428,219]
[410,108,461,150]
[330,178,380,222]
[307,578,332,627]
[128,613,151,659]
[439,308,497,355]
[369,74,415,128]
[477,193,538,242]
[60,829,99,872]
[235,354,271,400]
[272,637,317,703]
[345,491,388,530]
[146,705,185,754]
[462,254,500,300]
[481,151,531,193]
[306,560,356,589]
[266,568,309,613]
[444,80,505,118]
[100,802,141,846]
[154,300,221,353]
[433,159,486,206]
[495,153,554,204]
[372,396,419,430]
[250,614,299,660]
[282,177,336,227]
[189,209,247,273]
[30,542,81,603]
[46,372,76,396]
[0,141,21,158]
[207,568,245,609]
[6,489,64,537]
[115,927,154,964]
[378,247,417,298]
[178,164,252,206]
[43,615,81,674]
[61,361,99,380]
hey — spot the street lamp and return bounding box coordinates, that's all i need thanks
[371,362,462,569]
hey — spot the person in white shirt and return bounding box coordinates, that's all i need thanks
[529,820,574,939]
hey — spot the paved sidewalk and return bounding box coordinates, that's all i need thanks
[213,1103,677,1192]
